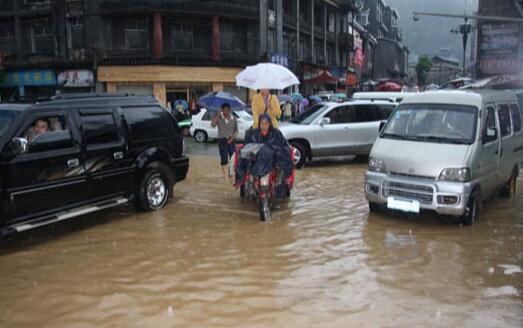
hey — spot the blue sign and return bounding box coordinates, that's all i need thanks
[1,70,57,87]
[268,52,289,67]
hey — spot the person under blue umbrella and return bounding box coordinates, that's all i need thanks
[198,91,246,112]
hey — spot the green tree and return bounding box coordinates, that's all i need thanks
[416,56,432,89]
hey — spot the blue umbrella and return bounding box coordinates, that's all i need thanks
[290,93,304,102]
[197,91,246,111]
[174,99,188,113]
[278,94,293,103]
[308,95,322,103]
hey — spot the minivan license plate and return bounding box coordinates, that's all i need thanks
[387,197,420,213]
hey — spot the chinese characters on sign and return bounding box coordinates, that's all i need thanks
[479,23,521,74]
[269,53,289,67]
[2,70,57,87]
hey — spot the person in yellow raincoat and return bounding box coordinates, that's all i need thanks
[251,89,282,128]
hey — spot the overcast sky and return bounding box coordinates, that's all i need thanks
[385,0,479,62]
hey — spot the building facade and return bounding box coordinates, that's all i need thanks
[0,0,363,103]
[427,55,462,85]
[357,0,408,80]
[475,0,523,77]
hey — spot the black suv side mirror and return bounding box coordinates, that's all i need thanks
[10,137,29,155]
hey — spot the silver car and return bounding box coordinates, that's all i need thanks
[279,100,397,167]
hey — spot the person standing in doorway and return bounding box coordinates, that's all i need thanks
[211,103,238,179]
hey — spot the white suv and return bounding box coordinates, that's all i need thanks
[280,100,397,167]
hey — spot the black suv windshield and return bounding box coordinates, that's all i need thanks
[290,104,327,124]
[0,110,19,137]
[381,104,478,144]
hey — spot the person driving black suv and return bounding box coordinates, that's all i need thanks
[0,94,189,237]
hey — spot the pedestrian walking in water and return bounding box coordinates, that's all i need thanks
[211,103,238,179]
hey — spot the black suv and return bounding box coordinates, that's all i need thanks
[0,94,189,236]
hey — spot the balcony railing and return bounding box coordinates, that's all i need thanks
[100,0,258,19]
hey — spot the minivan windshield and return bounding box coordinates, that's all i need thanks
[381,104,478,144]
[0,110,19,137]
[290,104,327,125]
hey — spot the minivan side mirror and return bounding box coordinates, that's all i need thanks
[484,127,497,144]
[321,117,331,126]
[10,137,28,155]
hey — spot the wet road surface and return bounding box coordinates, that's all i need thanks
[0,140,522,327]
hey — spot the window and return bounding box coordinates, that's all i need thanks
[509,104,522,133]
[497,105,512,137]
[382,104,478,145]
[483,107,497,143]
[31,20,54,53]
[23,115,73,153]
[328,12,335,32]
[202,110,217,121]
[0,0,14,10]
[325,106,352,124]
[171,23,192,50]
[80,113,118,145]
[354,105,379,122]
[123,106,177,141]
[220,23,234,51]
[67,17,84,49]
[124,19,147,49]
[377,105,396,120]
[0,21,16,54]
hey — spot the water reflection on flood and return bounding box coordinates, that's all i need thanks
[0,146,522,327]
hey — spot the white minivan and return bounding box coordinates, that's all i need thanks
[365,90,523,225]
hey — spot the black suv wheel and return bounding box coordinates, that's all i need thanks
[136,163,172,211]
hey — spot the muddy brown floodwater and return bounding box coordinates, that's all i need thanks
[0,141,522,328]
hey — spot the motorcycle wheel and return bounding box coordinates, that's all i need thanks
[259,197,271,222]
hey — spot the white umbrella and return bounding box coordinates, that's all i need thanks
[236,63,300,90]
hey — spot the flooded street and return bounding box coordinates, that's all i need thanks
[1,140,522,328]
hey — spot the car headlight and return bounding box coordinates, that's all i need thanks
[438,167,471,182]
[369,158,386,172]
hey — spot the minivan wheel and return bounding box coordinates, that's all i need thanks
[499,172,517,198]
[194,130,208,143]
[460,193,478,226]
[291,142,307,169]
[136,164,172,212]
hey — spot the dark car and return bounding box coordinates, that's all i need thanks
[0,94,189,237]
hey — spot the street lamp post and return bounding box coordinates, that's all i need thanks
[451,19,472,76]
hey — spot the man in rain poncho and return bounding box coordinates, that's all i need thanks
[235,114,293,197]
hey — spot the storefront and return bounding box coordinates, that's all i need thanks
[0,69,57,101]
[97,65,248,107]
[57,70,95,93]
[302,64,347,95]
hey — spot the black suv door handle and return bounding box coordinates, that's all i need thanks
[114,151,124,160]
[67,159,80,168]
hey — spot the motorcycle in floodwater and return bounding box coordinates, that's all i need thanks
[234,143,295,221]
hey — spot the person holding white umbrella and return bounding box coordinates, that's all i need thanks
[251,89,281,128]
[236,63,300,129]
